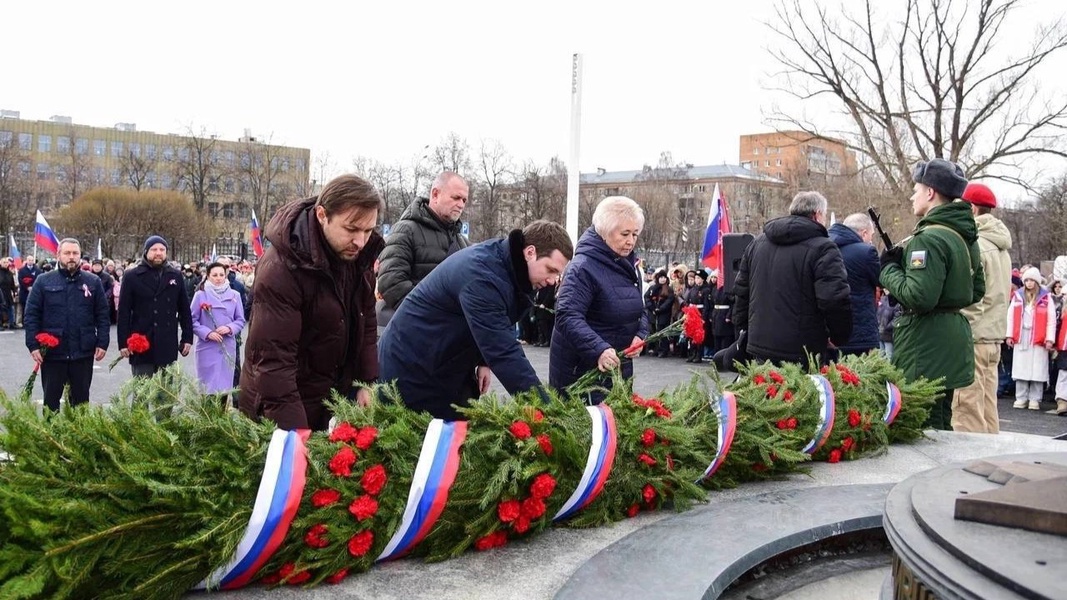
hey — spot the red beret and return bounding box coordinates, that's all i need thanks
[962,182,996,208]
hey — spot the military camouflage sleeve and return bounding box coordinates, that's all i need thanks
[879,234,948,313]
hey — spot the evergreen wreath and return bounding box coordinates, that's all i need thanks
[0,353,940,599]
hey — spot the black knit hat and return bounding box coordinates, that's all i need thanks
[912,159,968,200]
[143,235,168,258]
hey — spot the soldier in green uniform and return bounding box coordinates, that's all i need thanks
[879,159,985,430]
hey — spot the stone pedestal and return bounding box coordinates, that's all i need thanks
[883,452,1067,600]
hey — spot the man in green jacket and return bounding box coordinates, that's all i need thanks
[880,159,985,430]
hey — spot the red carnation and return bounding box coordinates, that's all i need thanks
[260,572,282,586]
[361,464,387,495]
[509,421,532,440]
[530,473,557,499]
[497,499,521,523]
[329,422,359,444]
[288,569,311,585]
[848,409,861,428]
[820,365,829,374]
[199,302,211,312]
[355,426,378,450]
[347,530,374,557]
[326,569,349,584]
[348,495,379,521]
[642,484,657,504]
[640,428,656,447]
[521,496,547,520]
[35,333,60,349]
[776,419,789,430]
[127,333,150,354]
[530,408,545,422]
[304,524,330,548]
[311,488,342,508]
[783,390,794,403]
[328,446,358,478]
[769,371,784,384]
[537,433,554,456]
[637,453,657,466]
[21,276,32,285]
[512,516,531,534]
[753,374,766,385]
[627,504,640,518]
[666,454,675,471]
[766,385,779,398]
[682,305,705,344]
[787,417,798,429]
[828,449,842,463]
[474,530,508,551]
[841,436,855,452]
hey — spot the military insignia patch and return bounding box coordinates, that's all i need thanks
[909,250,927,269]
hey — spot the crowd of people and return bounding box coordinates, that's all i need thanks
[10,166,1066,435]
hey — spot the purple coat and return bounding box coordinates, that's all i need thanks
[191,289,246,393]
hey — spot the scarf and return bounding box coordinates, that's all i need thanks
[206,279,231,300]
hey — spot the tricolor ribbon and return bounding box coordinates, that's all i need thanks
[376,419,467,562]
[883,382,902,425]
[553,404,617,522]
[801,375,836,455]
[193,428,310,591]
[698,391,736,481]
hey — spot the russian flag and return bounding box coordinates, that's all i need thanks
[34,210,59,256]
[701,184,731,287]
[9,234,22,270]
[250,210,264,259]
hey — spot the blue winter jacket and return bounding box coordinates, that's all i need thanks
[24,269,110,361]
[379,230,544,419]
[549,227,648,392]
[828,223,880,353]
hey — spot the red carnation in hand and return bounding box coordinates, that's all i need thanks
[347,530,374,557]
[521,496,547,520]
[311,488,342,508]
[328,446,357,478]
[304,523,330,548]
[769,371,784,384]
[530,473,557,499]
[474,530,508,551]
[848,409,861,428]
[537,433,553,456]
[509,421,532,440]
[752,374,766,385]
[361,464,387,495]
[637,453,657,466]
[127,333,151,354]
[355,426,378,450]
[841,436,855,452]
[640,428,656,447]
[329,422,359,444]
[497,499,521,523]
[35,333,60,349]
[642,484,657,504]
[348,495,379,521]
[326,569,349,584]
[199,302,211,312]
[627,504,640,518]
[828,449,842,463]
[21,276,32,286]
[512,516,531,534]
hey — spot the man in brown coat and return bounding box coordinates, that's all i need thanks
[239,174,385,430]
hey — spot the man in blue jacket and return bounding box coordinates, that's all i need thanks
[828,213,881,356]
[379,220,573,420]
[24,238,110,411]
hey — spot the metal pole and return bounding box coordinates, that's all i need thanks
[566,53,583,244]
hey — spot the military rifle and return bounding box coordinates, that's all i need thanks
[867,206,894,250]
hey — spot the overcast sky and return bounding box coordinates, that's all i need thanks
[6,0,1065,202]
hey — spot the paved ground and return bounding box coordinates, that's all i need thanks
[1,327,1064,438]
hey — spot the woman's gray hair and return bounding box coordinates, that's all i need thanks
[592,196,645,238]
[788,191,828,217]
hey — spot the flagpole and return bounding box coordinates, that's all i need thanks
[565,53,583,244]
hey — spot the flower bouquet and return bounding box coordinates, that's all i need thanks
[21,333,60,400]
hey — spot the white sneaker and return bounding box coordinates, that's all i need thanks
[1028,401,1041,410]
[1013,399,1028,409]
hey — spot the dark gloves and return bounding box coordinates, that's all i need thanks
[880,247,903,271]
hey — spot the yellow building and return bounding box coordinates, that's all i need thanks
[0,112,310,232]
[739,130,858,183]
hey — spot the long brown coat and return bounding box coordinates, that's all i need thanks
[239,197,384,430]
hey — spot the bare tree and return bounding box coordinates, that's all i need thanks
[237,136,286,221]
[352,156,408,225]
[57,130,92,203]
[474,139,512,239]
[766,0,1067,195]
[172,127,222,213]
[431,133,472,177]
[0,136,34,233]
[119,150,157,191]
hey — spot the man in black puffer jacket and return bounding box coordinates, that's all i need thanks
[734,191,852,365]
[377,172,470,314]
